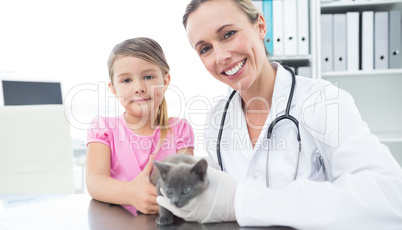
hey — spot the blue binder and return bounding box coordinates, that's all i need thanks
[263,0,273,55]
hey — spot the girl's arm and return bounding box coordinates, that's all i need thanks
[86,142,159,214]
[177,147,194,155]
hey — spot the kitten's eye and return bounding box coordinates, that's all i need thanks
[165,188,173,195]
[182,187,191,194]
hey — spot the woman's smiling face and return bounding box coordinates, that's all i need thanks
[185,0,267,92]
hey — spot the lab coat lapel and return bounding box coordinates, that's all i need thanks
[232,92,255,161]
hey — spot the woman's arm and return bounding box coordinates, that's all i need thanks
[86,142,159,214]
[235,86,402,229]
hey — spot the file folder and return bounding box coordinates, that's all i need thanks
[273,0,284,57]
[283,0,298,56]
[389,10,401,69]
[374,12,389,69]
[321,14,333,72]
[263,0,273,55]
[333,14,346,71]
[362,11,374,70]
[297,0,309,55]
[346,12,359,71]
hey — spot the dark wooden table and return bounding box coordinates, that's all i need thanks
[0,194,294,230]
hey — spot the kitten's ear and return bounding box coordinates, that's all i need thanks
[154,161,171,180]
[190,159,208,182]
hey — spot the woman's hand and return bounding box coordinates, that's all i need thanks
[128,155,159,214]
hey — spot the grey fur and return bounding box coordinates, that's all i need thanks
[151,154,209,225]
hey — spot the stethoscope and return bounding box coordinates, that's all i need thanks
[216,66,302,187]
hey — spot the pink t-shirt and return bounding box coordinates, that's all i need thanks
[86,113,194,214]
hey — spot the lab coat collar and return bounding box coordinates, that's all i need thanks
[232,62,295,117]
[229,62,296,151]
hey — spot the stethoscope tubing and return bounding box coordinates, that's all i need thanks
[216,66,302,186]
[216,90,237,171]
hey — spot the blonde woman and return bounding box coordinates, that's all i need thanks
[157,0,402,229]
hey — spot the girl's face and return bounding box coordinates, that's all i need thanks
[186,0,267,92]
[109,56,170,121]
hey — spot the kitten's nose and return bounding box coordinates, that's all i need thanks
[171,197,180,207]
[173,200,180,206]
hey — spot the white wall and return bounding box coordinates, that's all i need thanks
[0,0,229,156]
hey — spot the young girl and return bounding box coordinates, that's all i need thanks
[86,37,194,215]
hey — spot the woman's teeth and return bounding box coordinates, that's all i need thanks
[225,59,245,76]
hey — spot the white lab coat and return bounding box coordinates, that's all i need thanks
[204,63,402,229]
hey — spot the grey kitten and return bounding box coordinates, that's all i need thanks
[151,154,209,226]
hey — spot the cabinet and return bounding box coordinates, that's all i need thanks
[253,0,402,165]
[318,0,402,165]
[252,0,319,77]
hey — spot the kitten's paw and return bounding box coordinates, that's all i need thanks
[156,216,173,225]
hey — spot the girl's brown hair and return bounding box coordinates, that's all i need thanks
[107,37,170,151]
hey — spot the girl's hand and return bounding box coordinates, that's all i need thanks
[128,156,159,214]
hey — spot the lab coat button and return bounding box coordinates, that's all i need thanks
[252,171,260,179]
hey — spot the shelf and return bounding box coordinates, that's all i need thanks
[321,0,402,9]
[321,68,402,78]
[376,132,402,143]
[270,55,312,62]
[321,0,402,13]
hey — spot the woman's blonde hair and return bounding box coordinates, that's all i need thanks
[182,0,269,55]
[183,0,259,28]
[107,37,170,150]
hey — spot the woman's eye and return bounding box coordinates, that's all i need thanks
[165,188,172,194]
[182,187,191,194]
[122,78,132,83]
[224,31,236,39]
[200,46,211,55]
[144,75,154,80]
